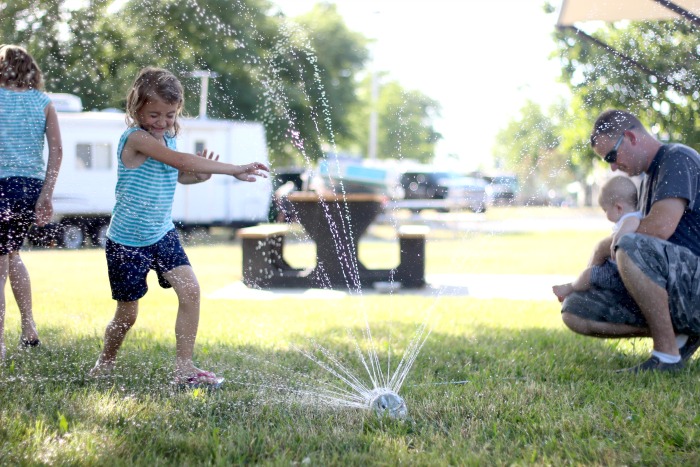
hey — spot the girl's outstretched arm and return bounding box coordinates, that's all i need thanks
[126,130,269,179]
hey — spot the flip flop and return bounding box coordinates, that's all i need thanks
[20,338,41,348]
[175,371,224,390]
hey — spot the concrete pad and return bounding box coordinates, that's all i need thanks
[207,274,575,301]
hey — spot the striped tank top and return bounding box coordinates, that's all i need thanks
[0,87,50,179]
[107,127,178,247]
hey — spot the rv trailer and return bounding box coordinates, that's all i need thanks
[35,95,272,248]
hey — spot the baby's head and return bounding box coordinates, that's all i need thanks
[0,44,43,90]
[125,67,184,136]
[598,175,638,223]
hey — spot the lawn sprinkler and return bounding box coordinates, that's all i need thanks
[368,388,407,419]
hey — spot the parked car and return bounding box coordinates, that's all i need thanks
[483,175,519,205]
[395,171,488,212]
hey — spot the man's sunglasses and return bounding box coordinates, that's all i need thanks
[604,126,635,164]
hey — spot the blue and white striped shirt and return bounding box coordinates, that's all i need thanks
[0,88,50,180]
[107,127,178,247]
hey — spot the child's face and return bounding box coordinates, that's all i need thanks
[136,97,178,140]
[601,201,634,223]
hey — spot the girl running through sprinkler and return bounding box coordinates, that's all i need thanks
[0,44,63,360]
[89,67,269,388]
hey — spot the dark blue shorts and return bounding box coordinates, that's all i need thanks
[105,229,190,302]
[0,177,42,256]
[590,259,625,292]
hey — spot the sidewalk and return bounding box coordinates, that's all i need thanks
[207,273,573,301]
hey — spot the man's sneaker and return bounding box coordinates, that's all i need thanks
[679,335,700,362]
[617,356,684,373]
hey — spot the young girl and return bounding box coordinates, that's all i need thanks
[0,44,63,360]
[89,67,269,388]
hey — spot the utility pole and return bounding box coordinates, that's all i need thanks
[184,70,219,119]
[367,8,381,160]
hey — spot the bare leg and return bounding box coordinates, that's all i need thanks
[163,265,201,376]
[562,311,649,337]
[617,250,679,356]
[0,254,8,360]
[89,300,138,376]
[163,265,218,381]
[554,268,593,302]
[9,252,39,343]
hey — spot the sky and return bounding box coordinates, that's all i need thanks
[273,0,570,171]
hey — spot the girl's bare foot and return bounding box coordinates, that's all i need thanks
[20,325,40,346]
[175,364,224,388]
[89,359,115,378]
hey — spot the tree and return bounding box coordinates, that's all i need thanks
[1,0,369,166]
[554,16,700,155]
[345,75,442,163]
[293,3,369,152]
[494,100,577,203]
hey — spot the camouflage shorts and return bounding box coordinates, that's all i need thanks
[562,233,700,334]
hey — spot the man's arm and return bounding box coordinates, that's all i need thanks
[636,198,687,240]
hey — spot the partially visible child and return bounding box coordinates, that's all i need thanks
[553,176,641,302]
[0,45,63,359]
[89,67,269,388]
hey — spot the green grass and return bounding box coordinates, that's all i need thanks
[2,216,700,465]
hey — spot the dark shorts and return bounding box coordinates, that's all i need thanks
[105,229,190,302]
[589,259,625,292]
[562,233,700,334]
[0,177,42,256]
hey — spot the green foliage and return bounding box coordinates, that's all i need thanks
[1,1,441,166]
[494,100,578,202]
[346,75,442,162]
[499,7,700,197]
[555,18,700,153]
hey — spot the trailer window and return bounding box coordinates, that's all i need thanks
[76,143,112,170]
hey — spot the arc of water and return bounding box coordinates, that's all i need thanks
[228,351,367,405]
[228,378,367,409]
[347,328,384,390]
[388,319,432,393]
[292,342,372,397]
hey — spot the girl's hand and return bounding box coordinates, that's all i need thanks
[35,194,53,227]
[234,162,270,182]
[193,149,220,181]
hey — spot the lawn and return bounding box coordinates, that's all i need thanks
[2,211,700,465]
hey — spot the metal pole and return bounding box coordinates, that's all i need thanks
[184,70,219,119]
[558,25,688,95]
[368,70,378,160]
[652,0,700,27]
[197,75,209,119]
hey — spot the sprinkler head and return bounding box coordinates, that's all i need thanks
[369,389,407,419]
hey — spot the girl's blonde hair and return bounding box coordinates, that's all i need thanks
[0,44,44,90]
[125,67,184,136]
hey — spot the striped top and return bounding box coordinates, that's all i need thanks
[0,88,50,179]
[107,127,179,247]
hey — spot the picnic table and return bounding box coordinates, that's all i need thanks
[239,192,428,290]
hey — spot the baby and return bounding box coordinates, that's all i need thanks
[553,176,641,302]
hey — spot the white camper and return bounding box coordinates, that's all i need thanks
[38,96,272,248]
